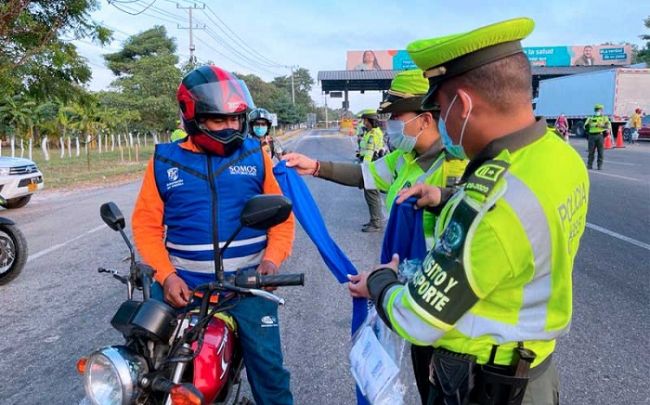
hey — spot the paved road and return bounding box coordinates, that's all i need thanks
[0,129,647,404]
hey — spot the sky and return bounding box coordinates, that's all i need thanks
[76,0,649,113]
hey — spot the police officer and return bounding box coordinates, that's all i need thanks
[349,18,589,405]
[584,103,611,170]
[358,109,385,163]
[284,69,466,235]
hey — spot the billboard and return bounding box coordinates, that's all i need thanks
[346,45,632,70]
[346,50,417,71]
[524,45,632,67]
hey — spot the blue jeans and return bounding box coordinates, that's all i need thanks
[151,281,293,405]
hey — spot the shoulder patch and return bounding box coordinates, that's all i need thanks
[464,160,510,201]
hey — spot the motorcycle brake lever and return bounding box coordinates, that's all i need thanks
[248,289,285,305]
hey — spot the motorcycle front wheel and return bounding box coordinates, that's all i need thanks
[0,223,28,285]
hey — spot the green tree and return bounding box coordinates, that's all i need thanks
[0,0,111,101]
[102,26,182,133]
[637,16,650,65]
[271,68,315,122]
[236,72,284,111]
[271,92,301,126]
[0,95,35,157]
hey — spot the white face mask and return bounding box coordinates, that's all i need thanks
[385,114,424,153]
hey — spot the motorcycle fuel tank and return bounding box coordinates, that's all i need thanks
[192,315,237,403]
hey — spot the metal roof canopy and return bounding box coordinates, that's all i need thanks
[318,70,397,92]
[318,66,616,93]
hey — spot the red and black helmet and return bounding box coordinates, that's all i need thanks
[177,65,255,155]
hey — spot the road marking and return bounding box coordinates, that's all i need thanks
[582,157,638,167]
[27,224,105,263]
[590,171,643,182]
[586,222,650,252]
[606,160,637,166]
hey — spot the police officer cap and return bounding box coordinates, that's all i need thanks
[359,108,378,119]
[594,103,604,110]
[378,69,435,116]
[407,17,535,110]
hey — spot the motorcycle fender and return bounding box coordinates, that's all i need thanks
[0,217,16,226]
[192,315,236,403]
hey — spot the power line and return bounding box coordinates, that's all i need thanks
[160,0,287,69]
[103,0,285,77]
[194,36,281,77]
[203,4,285,68]
[108,0,158,16]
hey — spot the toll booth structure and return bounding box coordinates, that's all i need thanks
[317,66,615,112]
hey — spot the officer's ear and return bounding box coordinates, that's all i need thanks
[457,89,474,119]
[419,112,434,130]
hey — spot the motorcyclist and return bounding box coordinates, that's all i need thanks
[132,65,296,405]
[249,107,283,158]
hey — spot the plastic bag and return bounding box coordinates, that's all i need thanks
[350,307,408,405]
[397,258,422,284]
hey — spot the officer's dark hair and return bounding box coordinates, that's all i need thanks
[366,117,380,128]
[442,52,532,113]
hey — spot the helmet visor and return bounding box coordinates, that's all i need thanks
[190,79,256,116]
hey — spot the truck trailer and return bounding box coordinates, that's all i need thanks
[534,68,650,137]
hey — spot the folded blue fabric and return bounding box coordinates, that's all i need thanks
[380,197,428,263]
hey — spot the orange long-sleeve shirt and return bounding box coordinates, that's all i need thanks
[132,138,295,284]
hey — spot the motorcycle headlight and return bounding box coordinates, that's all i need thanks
[83,346,148,405]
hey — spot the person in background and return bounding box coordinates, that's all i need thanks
[357,109,386,231]
[584,103,611,170]
[354,50,382,70]
[249,107,283,158]
[555,113,569,142]
[629,107,642,144]
[170,119,187,142]
[575,45,594,66]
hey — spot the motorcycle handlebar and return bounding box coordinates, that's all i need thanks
[235,273,304,289]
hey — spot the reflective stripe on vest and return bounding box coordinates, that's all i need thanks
[415,154,444,184]
[170,251,265,274]
[456,173,564,343]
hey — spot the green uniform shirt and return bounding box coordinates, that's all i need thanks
[380,120,589,368]
[360,127,384,162]
[362,147,467,247]
[171,128,187,142]
[584,115,611,135]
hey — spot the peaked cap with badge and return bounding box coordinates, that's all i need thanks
[406,17,535,109]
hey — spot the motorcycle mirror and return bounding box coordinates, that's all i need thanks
[100,202,126,231]
[240,195,292,230]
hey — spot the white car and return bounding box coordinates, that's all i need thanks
[0,157,44,209]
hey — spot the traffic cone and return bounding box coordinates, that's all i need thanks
[604,132,613,149]
[615,126,625,148]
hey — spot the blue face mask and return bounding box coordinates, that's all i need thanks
[438,93,471,160]
[386,114,423,153]
[253,125,267,137]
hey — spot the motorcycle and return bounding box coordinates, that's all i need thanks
[78,195,304,405]
[0,196,28,285]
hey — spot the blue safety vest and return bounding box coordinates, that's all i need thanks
[153,139,267,289]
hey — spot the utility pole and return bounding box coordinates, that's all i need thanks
[177,2,206,66]
[324,94,328,129]
[290,66,296,105]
